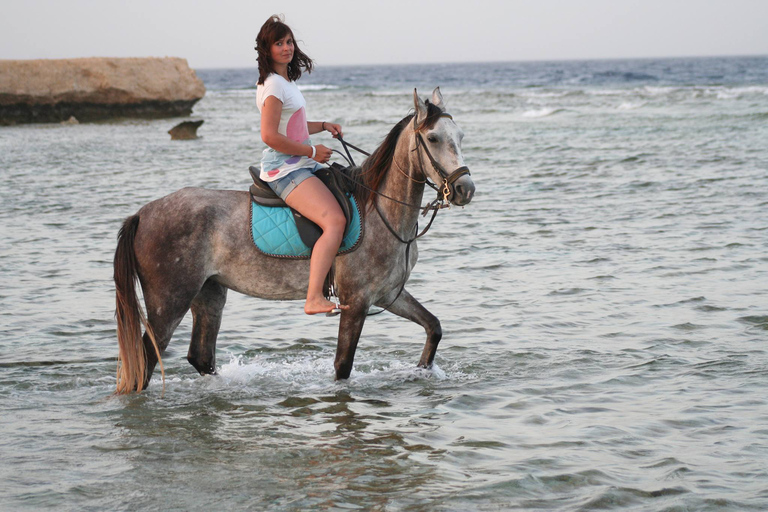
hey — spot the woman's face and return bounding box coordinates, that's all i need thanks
[270,34,294,66]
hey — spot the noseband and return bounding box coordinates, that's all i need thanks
[413,113,471,203]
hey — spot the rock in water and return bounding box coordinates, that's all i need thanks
[0,57,206,125]
[169,119,204,140]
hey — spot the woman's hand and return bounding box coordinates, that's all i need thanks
[312,144,333,164]
[323,122,344,139]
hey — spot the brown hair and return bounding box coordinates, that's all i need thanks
[255,15,313,85]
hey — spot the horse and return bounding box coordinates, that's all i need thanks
[114,87,475,394]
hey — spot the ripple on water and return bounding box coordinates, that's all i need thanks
[737,315,768,330]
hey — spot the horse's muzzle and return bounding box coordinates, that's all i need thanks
[450,173,475,206]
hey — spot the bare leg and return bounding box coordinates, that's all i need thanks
[284,176,350,315]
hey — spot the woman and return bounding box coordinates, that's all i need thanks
[255,15,349,315]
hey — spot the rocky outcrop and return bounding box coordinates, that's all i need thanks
[169,119,204,140]
[0,57,206,125]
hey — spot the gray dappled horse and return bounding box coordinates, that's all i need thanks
[114,88,475,394]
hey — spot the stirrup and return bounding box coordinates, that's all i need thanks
[325,278,341,317]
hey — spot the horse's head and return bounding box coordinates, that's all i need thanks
[412,88,475,206]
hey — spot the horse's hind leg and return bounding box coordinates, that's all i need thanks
[187,278,227,376]
[140,290,200,389]
[380,289,442,368]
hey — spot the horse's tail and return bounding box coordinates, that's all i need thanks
[113,214,164,394]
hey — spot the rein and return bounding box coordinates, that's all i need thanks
[335,136,443,216]
[336,137,369,166]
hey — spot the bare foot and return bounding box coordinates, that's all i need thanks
[304,298,350,315]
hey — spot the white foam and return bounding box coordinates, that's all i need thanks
[146,352,464,394]
[642,86,680,96]
[586,89,633,97]
[617,102,646,110]
[205,89,256,97]
[522,107,563,118]
[213,353,334,391]
[349,359,449,386]
[743,86,768,95]
[297,84,340,91]
[520,90,571,99]
[370,90,408,97]
[712,86,768,99]
[716,90,740,100]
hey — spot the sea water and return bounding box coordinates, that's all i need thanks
[1,57,767,510]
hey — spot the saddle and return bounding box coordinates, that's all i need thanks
[248,164,355,250]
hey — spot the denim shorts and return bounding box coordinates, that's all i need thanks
[267,165,322,200]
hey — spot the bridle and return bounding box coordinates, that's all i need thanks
[336,111,471,215]
[413,113,471,204]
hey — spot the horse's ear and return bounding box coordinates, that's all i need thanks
[413,88,427,124]
[431,87,445,111]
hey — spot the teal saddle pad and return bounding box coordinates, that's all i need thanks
[250,195,362,259]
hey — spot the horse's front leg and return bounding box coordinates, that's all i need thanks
[334,304,368,380]
[380,289,442,368]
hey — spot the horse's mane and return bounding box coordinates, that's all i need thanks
[349,101,444,210]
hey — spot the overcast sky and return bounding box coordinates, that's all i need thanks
[1,0,766,69]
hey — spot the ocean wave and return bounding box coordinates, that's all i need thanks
[583,85,767,100]
[711,86,768,99]
[521,107,565,118]
[586,88,638,97]
[369,90,410,97]
[641,86,683,96]
[344,118,389,126]
[298,84,340,91]
[617,101,647,110]
[205,89,256,97]
[519,90,575,99]
[206,84,341,95]
[589,71,659,83]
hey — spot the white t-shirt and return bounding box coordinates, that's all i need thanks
[256,74,316,181]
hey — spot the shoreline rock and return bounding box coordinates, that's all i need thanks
[169,119,204,140]
[0,57,206,125]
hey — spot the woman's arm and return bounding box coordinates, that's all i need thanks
[308,121,343,138]
[260,96,340,163]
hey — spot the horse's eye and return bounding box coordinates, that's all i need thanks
[427,135,439,144]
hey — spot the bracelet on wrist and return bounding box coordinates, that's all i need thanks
[310,145,317,159]
[322,122,327,131]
